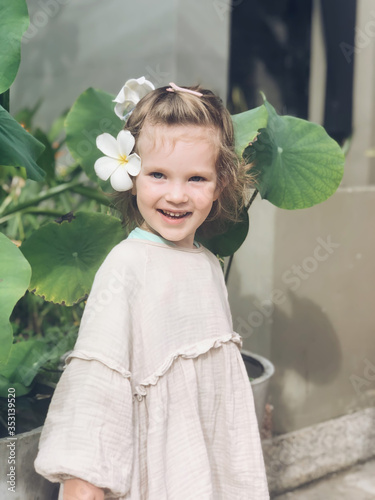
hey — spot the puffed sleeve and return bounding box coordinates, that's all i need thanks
[34,241,140,497]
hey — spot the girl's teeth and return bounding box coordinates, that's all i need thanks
[163,210,187,218]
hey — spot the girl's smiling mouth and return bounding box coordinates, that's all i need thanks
[157,209,192,221]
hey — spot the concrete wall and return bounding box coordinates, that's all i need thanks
[227,187,375,434]
[11,0,231,129]
[228,0,375,434]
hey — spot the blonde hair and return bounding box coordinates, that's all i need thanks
[111,85,254,238]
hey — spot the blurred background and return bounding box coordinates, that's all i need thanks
[5,0,375,495]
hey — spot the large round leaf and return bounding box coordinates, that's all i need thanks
[0,233,31,365]
[0,0,29,93]
[197,211,249,257]
[20,212,126,305]
[231,105,268,158]
[65,88,123,183]
[244,100,345,209]
[0,105,46,181]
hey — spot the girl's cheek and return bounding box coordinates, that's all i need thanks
[144,181,164,197]
[195,187,217,205]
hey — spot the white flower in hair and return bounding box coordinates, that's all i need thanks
[94,130,141,192]
[113,76,155,120]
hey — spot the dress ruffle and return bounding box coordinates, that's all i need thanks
[134,332,243,397]
[65,350,132,379]
[64,334,243,401]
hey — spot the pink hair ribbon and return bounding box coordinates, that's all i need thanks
[166,82,203,97]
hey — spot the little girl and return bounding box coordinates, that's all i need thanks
[34,80,269,499]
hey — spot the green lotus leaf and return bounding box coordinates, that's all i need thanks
[244,99,345,209]
[231,105,268,158]
[65,88,123,184]
[0,0,29,93]
[20,211,126,306]
[198,211,249,257]
[0,105,46,181]
[0,233,31,366]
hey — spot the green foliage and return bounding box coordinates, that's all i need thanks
[13,99,42,130]
[231,105,268,157]
[197,212,249,257]
[0,321,78,397]
[243,99,345,209]
[21,212,126,305]
[0,233,31,366]
[0,106,46,181]
[0,0,29,93]
[0,0,46,181]
[206,96,345,255]
[0,340,49,396]
[0,104,111,232]
[0,233,74,398]
[0,5,122,403]
[65,88,123,184]
[0,233,41,397]
[33,128,56,182]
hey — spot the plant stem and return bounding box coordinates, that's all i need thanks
[224,254,234,284]
[0,208,69,225]
[0,180,82,217]
[246,188,259,210]
[16,213,25,241]
[71,185,111,206]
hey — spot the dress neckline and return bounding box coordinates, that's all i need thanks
[126,227,203,253]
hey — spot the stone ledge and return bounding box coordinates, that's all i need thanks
[262,407,375,495]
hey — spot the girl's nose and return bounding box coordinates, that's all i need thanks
[164,182,189,204]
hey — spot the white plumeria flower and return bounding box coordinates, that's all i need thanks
[113,76,155,120]
[94,130,141,192]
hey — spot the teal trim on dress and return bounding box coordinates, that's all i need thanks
[127,227,200,248]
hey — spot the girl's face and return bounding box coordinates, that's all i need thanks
[133,124,220,248]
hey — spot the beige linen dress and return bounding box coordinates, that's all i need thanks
[34,234,269,499]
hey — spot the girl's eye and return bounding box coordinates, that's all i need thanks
[151,172,164,179]
[190,176,205,182]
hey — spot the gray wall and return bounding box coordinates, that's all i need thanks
[228,188,375,434]
[11,0,231,128]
